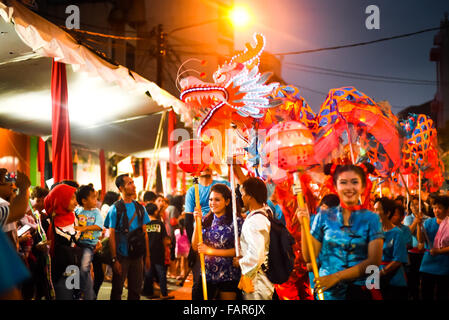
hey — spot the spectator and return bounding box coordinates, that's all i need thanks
[30,187,50,233]
[155,194,168,222]
[74,185,104,300]
[0,169,31,227]
[167,195,184,278]
[50,179,79,190]
[100,191,120,233]
[44,183,80,300]
[27,186,51,300]
[96,189,102,209]
[175,217,190,280]
[234,177,274,300]
[98,191,120,285]
[137,190,145,204]
[17,201,38,300]
[143,191,157,206]
[193,183,243,300]
[0,228,30,299]
[104,174,150,300]
[142,203,174,300]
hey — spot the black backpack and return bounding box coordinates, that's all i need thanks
[115,200,146,259]
[254,209,295,284]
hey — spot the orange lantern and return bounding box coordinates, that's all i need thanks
[175,139,213,175]
[264,121,315,171]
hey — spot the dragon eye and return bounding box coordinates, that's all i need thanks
[215,73,226,83]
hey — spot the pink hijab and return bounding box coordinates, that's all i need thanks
[434,217,449,249]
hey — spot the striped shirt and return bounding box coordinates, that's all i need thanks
[0,197,10,227]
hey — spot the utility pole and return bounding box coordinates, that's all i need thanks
[156,24,178,194]
[156,24,166,87]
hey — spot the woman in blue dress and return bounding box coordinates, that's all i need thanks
[373,198,408,300]
[418,195,449,300]
[390,205,413,250]
[298,163,384,300]
[403,195,428,300]
[192,183,243,300]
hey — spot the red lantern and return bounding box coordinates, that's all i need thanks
[264,121,315,171]
[175,139,213,176]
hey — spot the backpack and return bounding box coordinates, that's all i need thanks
[115,200,146,259]
[254,209,295,284]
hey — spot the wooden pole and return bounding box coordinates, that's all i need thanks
[399,171,412,199]
[194,179,208,300]
[416,169,432,248]
[418,169,422,213]
[228,126,240,257]
[230,163,240,257]
[379,178,382,197]
[345,127,355,164]
[293,172,324,300]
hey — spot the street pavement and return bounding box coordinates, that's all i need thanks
[97,273,193,300]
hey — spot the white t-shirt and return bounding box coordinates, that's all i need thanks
[100,204,111,237]
[100,204,110,221]
[239,207,271,278]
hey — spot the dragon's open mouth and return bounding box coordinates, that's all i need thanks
[180,85,228,112]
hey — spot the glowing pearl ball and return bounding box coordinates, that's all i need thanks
[175,139,213,176]
[264,121,315,171]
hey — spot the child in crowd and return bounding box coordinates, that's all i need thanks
[175,217,190,280]
[142,203,174,300]
[74,184,104,300]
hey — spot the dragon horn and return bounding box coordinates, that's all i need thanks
[231,33,265,65]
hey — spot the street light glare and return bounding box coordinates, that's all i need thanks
[230,6,251,28]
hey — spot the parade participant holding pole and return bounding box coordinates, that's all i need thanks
[297,163,384,300]
[192,184,243,300]
[373,198,408,300]
[403,195,428,300]
[417,195,449,300]
[184,167,230,300]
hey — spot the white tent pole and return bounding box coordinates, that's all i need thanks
[230,162,240,257]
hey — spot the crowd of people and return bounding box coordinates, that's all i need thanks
[0,162,448,301]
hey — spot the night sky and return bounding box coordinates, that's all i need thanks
[234,0,449,114]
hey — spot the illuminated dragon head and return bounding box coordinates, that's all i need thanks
[179,33,281,136]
